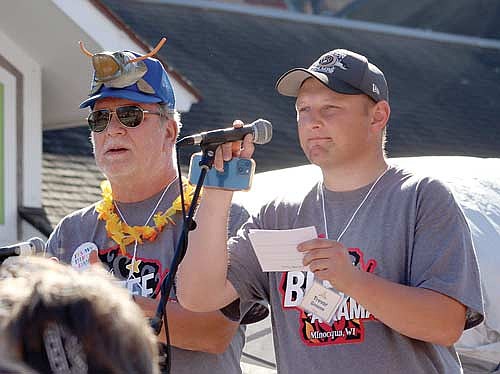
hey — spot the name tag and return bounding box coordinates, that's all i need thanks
[300,280,343,323]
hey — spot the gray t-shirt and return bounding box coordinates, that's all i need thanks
[46,180,249,374]
[227,165,484,374]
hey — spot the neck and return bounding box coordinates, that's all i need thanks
[109,169,178,203]
[321,154,388,192]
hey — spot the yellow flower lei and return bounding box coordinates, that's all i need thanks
[96,179,196,254]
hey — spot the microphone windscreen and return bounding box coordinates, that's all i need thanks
[252,119,273,145]
[29,237,46,254]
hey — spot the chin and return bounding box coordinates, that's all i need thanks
[306,150,329,165]
[100,166,134,181]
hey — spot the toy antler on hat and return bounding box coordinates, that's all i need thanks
[79,41,94,57]
[128,38,166,63]
[78,37,169,91]
[78,37,167,62]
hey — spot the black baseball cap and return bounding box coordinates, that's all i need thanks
[276,49,389,102]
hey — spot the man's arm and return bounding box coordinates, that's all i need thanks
[134,295,239,354]
[177,188,241,312]
[177,125,254,313]
[301,239,466,346]
[348,270,466,346]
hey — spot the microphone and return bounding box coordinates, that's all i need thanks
[0,237,45,262]
[176,119,272,147]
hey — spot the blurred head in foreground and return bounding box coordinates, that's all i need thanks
[0,256,159,374]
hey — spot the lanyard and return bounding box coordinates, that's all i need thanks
[320,166,389,241]
[115,177,178,283]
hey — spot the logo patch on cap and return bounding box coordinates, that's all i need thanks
[312,52,348,74]
[372,84,380,95]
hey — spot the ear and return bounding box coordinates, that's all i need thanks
[164,118,179,143]
[161,118,178,154]
[370,100,390,133]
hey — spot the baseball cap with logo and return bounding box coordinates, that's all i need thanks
[79,48,175,109]
[276,49,388,102]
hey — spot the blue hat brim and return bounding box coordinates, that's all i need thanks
[79,87,163,109]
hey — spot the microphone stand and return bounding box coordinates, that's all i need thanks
[150,145,217,372]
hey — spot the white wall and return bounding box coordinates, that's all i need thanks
[0,30,42,210]
[0,64,17,244]
[0,29,42,243]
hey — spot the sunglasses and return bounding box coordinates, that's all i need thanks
[87,105,161,132]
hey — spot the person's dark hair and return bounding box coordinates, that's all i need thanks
[0,257,159,374]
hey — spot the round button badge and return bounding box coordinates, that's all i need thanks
[71,242,99,271]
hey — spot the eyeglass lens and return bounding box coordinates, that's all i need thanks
[88,106,145,132]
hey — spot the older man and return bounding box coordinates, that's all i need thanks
[178,49,484,373]
[46,45,253,373]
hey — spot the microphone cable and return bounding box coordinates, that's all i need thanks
[159,146,189,373]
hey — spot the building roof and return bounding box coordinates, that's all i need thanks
[42,0,500,227]
[42,128,102,228]
[339,0,500,39]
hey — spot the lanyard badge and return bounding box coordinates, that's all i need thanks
[299,280,344,323]
[300,166,390,322]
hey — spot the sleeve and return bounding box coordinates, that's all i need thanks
[221,203,270,324]
[225,210,271,321]
[45,213,83,264]
[410,178,484,330]
[220,298,269,324]
[45,221,63,259]
[227,203,250,238]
